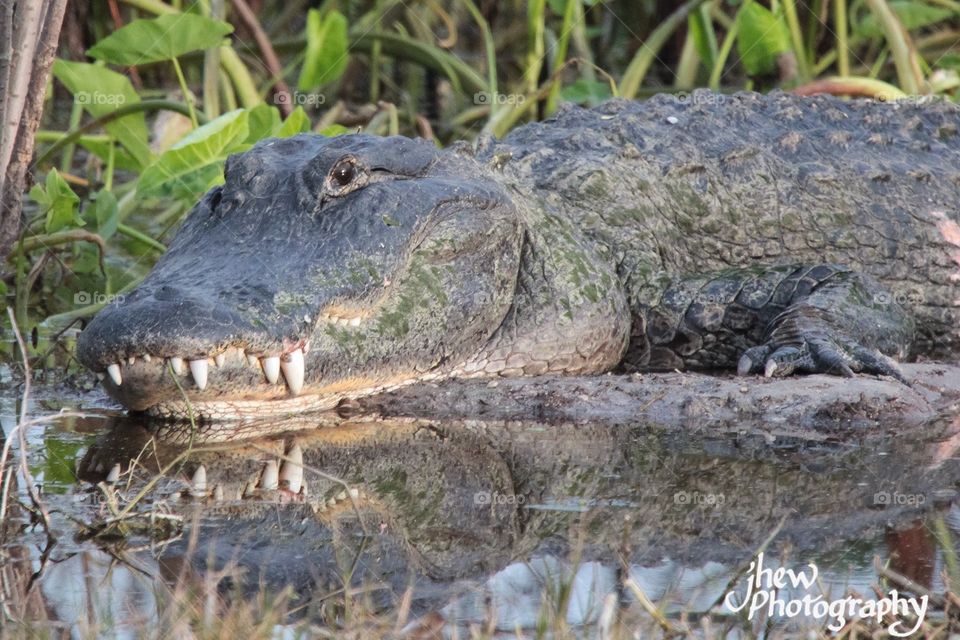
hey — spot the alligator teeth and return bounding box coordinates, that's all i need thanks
[189,359,209,390]
[190,465,207,497]
[127,356,136,365]
[107,363,122,386]
[764,360,778,378]
[302,340,311,354]
[280,349,305,395]
[348,317,361,327]
[143,354,152,363]
[96,372,105,381]
[280,444,303,493]
[106,463,121,484]
[214,353,225,368]
[259,460,279,490]
[262,356,280,384]
[169,356,186,375]
[213,484,224,501]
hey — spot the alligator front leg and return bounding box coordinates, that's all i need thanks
[627,264,915,382]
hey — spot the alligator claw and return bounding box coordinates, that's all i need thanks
[738,338,907,383]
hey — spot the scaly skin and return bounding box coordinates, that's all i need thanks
[77,91,960,421]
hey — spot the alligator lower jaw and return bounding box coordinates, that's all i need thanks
[137,373,437,422]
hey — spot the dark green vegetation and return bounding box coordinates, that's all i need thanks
[7,0,960,370]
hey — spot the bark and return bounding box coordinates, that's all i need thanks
[0,0,68,262]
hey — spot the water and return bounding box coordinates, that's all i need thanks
[1,380,959,638]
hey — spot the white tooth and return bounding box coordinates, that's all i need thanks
[246,352,259,367]
[214,353,225,367]
[259,460,278,490]
[262,356,280,384]
[106,463,121,484]
[302,340,311,354]
[280,349,305,395]
[189,359,209,390]
[127,356,136,365]
[280,444,303,493]
[96,372,105,381]
[169,357,186,375]
[764,360,778,378]
[143,354,152,362]
[348,317,361,327]
[107,364,122,386]
[213,484,224,501]
[338,317,349,326]
[190,465,207,497]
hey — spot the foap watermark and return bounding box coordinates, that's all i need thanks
[873,291,924,307]
[474,491,525,506]
[75,91,126,106]
[672,90,727,107]
[474,91,525,106]
[274,291,318,306]
[274,90,326,107]
[74,291,124,306]
[674,490,725,507]
[724,552,928,636]
[874,491,926,507]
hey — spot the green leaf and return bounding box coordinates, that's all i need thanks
[245,103,282,143]
[31,170,82,234]
[559,79,612,105]
[76,138,141,171]
[736,1,792,77]
[855,1,954,38]
[92,190,119,240]
[318,124,350,137]
[138,109,249,200]
[276,106,312,137]
[86,14,233,66]
[52,60,152,169]
[298,9,349,90]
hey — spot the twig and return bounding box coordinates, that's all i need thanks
[0,307,54,537]
[228,0,292,116]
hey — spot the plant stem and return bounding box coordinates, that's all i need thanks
[170,56,198,128]
[33,99,200,168]
[834,0,850,77]
[117,222,167,252]
[461,0,498,118]
[781,0,811,81]
[620,0,709,99]
[863,0,923,94]
[709,18,739,90]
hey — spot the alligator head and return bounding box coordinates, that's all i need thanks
[76,134,525,419]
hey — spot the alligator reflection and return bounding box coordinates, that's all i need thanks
[67,412,960,635]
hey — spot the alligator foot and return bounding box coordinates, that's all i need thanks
[737,337,907,383]
[736,298,910,384]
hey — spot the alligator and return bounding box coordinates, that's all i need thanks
[75,90,960,421]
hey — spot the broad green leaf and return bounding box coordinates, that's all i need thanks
[138,109,249,200]
[736,1,791,77]
[318,124,350,137]
[856,1,954,38]
[92,190,119,240]
[245,103,282,143]
[559,79,612,105]
[298,9,349,90]
[52,60,152,169]
[276,106,312,137]
[87,14,233,66]
[76,138,141,172]
[30,170,83,233]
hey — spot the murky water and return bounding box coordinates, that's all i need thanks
[2,380,960,638]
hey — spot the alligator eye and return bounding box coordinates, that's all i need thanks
[331,161,355,187]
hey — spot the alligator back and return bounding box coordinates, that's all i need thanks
[489,91,960,356]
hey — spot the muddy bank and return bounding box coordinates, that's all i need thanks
[359,363,960,438]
